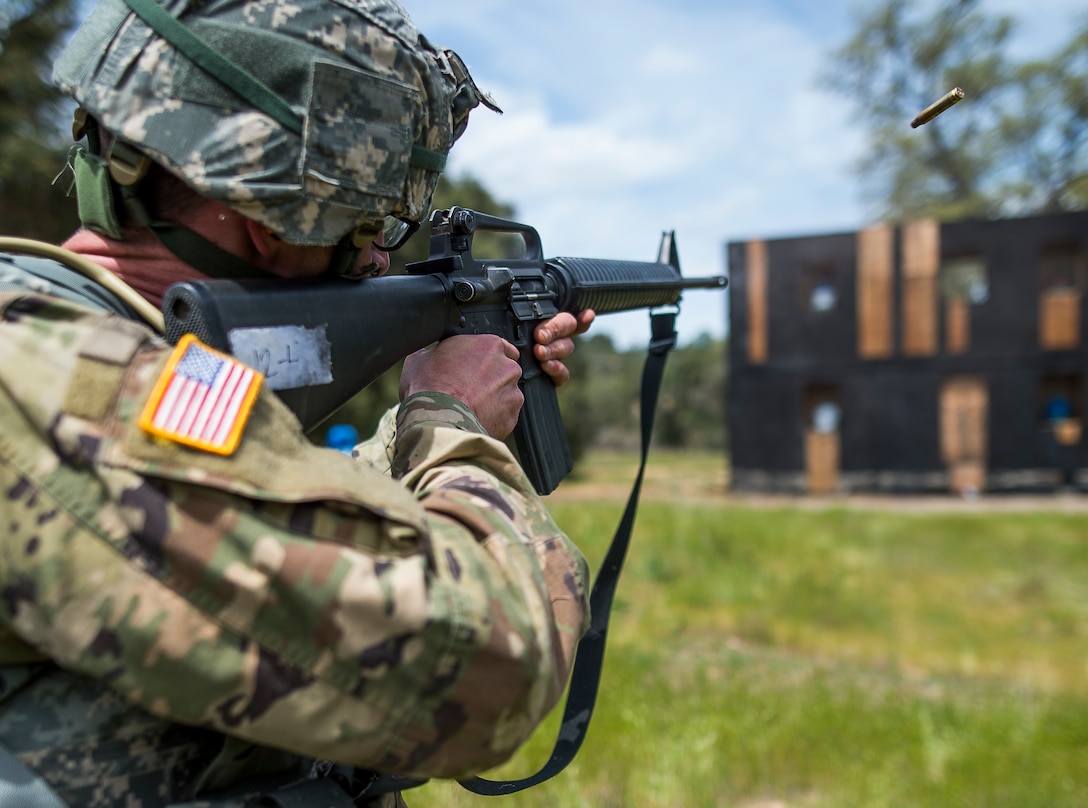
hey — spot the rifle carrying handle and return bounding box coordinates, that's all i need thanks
[510,370,572,495]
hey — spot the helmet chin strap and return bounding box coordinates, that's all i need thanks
[155,223,383,282]
[328,238,384,280]
[328,220,389,280]
[146,220,273,280]
[328,238,364,279]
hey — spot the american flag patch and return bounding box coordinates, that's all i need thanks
[138,334,263,455]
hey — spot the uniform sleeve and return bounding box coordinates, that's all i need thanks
[0,299,590,780]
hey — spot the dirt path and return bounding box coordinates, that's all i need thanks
[551,464,1088,512]
[721,491,1088,513]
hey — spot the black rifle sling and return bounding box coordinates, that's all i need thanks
[459,309,678,796]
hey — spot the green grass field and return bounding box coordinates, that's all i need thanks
[413,453,1088,807]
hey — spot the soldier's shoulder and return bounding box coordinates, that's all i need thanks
[0,249,142,319]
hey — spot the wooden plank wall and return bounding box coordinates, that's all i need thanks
[945,299,970,354]
[747,240,768,364]
[856,224,894,358]
[901,219,939,357]
[1040,289,1081,350]
[939,377,988,493]
[805,431,839,494]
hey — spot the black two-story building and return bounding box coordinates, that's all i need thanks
[726,211,1088,494]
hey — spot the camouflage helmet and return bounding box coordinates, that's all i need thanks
[53,0,497,246]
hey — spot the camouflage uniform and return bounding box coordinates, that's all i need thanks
[0,252,590,804]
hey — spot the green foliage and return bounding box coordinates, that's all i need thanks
[0,0,80,242]
[655,333,728,451]
[414,460,1088,806]
[559,333,728,464]
[1002,27,1088,212]
[552,331,598,465]
[822,0,1088,221]
[559,333,645,454]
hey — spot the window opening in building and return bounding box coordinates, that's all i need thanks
[941,254,988,304]
[803,384,841,494]
[1040,243,1085,292]
[804,385,842,432]
[940,253,986,355]
[1039,374,1082,446]
[802,263,838,314]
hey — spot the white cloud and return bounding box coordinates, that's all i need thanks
[450,98,691,197]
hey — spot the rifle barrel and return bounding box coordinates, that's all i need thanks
[679,276,728,290]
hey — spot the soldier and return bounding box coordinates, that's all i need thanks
[0,0,593,805]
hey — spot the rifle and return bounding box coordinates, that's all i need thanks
[162,207,726,494]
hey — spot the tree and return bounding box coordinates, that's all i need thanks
[821,0,1088,222]
[655,334,728,451]
[556,332,639,460]
[556,332,729,464]
[1002,26,1088,212]
[0,0,80,242]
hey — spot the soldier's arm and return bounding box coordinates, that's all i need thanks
[0,300,589,780]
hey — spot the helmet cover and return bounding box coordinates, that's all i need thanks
[54,0,496,245]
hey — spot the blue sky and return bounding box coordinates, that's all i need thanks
[401,0,1087,347]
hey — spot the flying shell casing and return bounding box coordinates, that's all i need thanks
[910,87,965,128]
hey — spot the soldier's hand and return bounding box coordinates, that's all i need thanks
[400,334,525,439]
[533,309,596,388]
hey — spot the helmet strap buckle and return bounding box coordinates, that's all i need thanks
[65,108,155,240]
[107,141,152,187]
[104,141,154,228]
[70,144,125,240]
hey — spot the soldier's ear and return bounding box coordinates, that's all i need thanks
[245,218,282,260]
